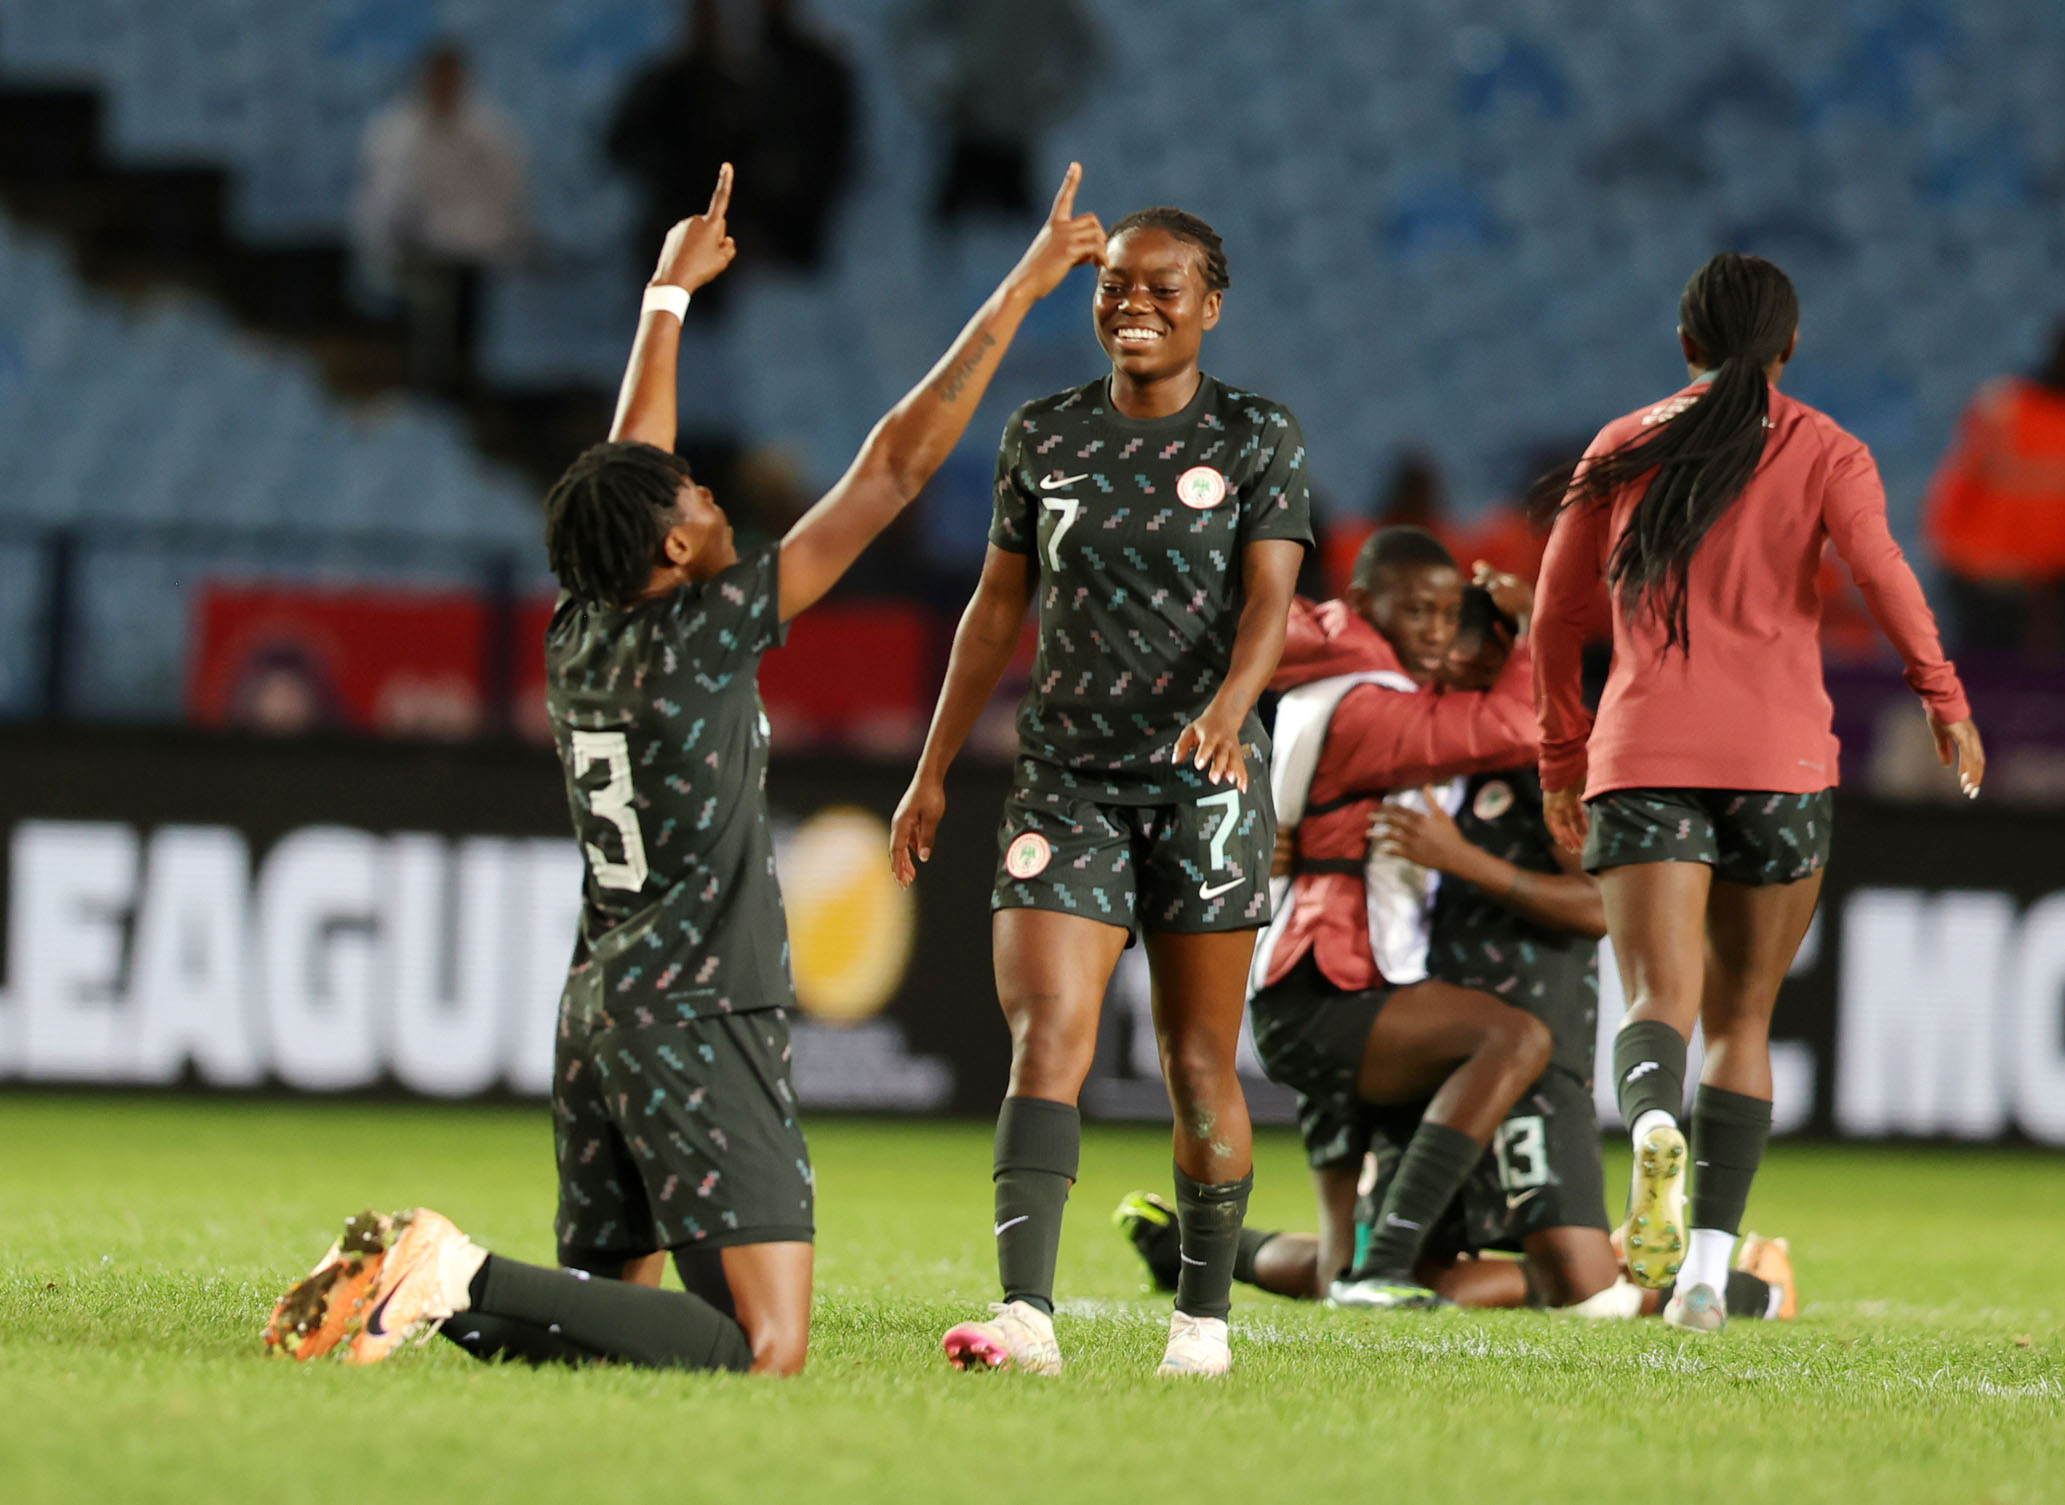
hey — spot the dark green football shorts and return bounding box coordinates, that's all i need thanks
[1250,954,1412,1169]
[553,1007,815,1259]
[990,780,1274,934]
[1583,787,1833,886]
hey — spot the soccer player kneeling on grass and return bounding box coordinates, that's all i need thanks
[262,162,1109,1373]
[1118,588,1798,1324]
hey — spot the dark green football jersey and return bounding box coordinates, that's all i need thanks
[1428,767,1600,1079]
[990,374,1313,805]
[544,545,793,1031]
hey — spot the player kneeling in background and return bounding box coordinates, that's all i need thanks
[1120,588,1797,1323]
[262,163,1108,1373]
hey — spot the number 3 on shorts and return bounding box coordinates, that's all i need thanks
[570,729,649,891]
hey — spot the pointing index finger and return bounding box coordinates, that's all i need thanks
[707,162,734,219]
[1050,161,1082,222]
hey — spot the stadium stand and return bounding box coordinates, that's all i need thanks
[3,0,2064,721]
[0,214,545,718]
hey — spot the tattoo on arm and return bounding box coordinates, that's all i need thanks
[935,331,997,404]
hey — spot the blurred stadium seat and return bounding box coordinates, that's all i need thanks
[0,212,544,717]
[4,0,2065,720]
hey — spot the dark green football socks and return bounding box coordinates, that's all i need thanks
[458,1255,752,1371]
[1690,1085,1773,1236]
[1353,1120,1482,1279]
[1613,1018,1688,1130]
[993,1096,1080,1316]
[1172,1165,1253,1321]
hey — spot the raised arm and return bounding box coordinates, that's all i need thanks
[609,165,738,450]
[890,545,1034,886]
[778,166,1106,621]
[1822,439,1984,796]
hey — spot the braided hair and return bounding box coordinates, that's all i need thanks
[1108,207,1230,292]
[1539,252,1799,655]
[544,440,694,605]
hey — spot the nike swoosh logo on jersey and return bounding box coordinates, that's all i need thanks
[1040,472,1089,490]
[1504,1187,1543,1211]
[994,1215,1030,1236]
[1198,877,1242,900]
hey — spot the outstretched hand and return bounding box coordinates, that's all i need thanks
[652,163,737,293]
[1005,162,1107,302]
[1928,708,1985,800]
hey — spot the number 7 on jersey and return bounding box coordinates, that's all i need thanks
[1041,494,1079,572]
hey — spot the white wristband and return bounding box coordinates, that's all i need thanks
[642,284,691,321]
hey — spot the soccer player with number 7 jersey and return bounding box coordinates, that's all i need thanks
[262,162,1108,1375]
[891,206,1313,1378]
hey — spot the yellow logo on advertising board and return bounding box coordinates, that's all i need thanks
[782,806,917,1024]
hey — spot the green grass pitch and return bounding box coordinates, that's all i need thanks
[1,1095,2059,1505]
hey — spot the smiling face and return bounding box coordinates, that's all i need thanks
[1094,227,1222,386]
[1350,561,1463,685]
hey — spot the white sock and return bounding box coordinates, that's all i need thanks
[1681,1227,1735,1294]
[1765,1283,1785,1320]
[1629,1108,1677,1146]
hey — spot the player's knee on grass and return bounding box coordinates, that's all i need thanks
[739,1313,808,1375]
[1522,1229,1620,1308]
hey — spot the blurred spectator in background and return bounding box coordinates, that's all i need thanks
[609,0,739,292]
[745,0,857,266]
[1924,320,2065,657]
[352,42,527,396]
[609,0,855,308]
[891,0,1101,225]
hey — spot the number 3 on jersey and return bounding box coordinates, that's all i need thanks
[570,729,649,891]
[1040,494,1079,572]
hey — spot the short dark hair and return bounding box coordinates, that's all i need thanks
[1108,207,1230,292]
[543,440,692,604]
[1351,524,1456,593]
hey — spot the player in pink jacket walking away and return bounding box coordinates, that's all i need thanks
[1531,252,1984,1332]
